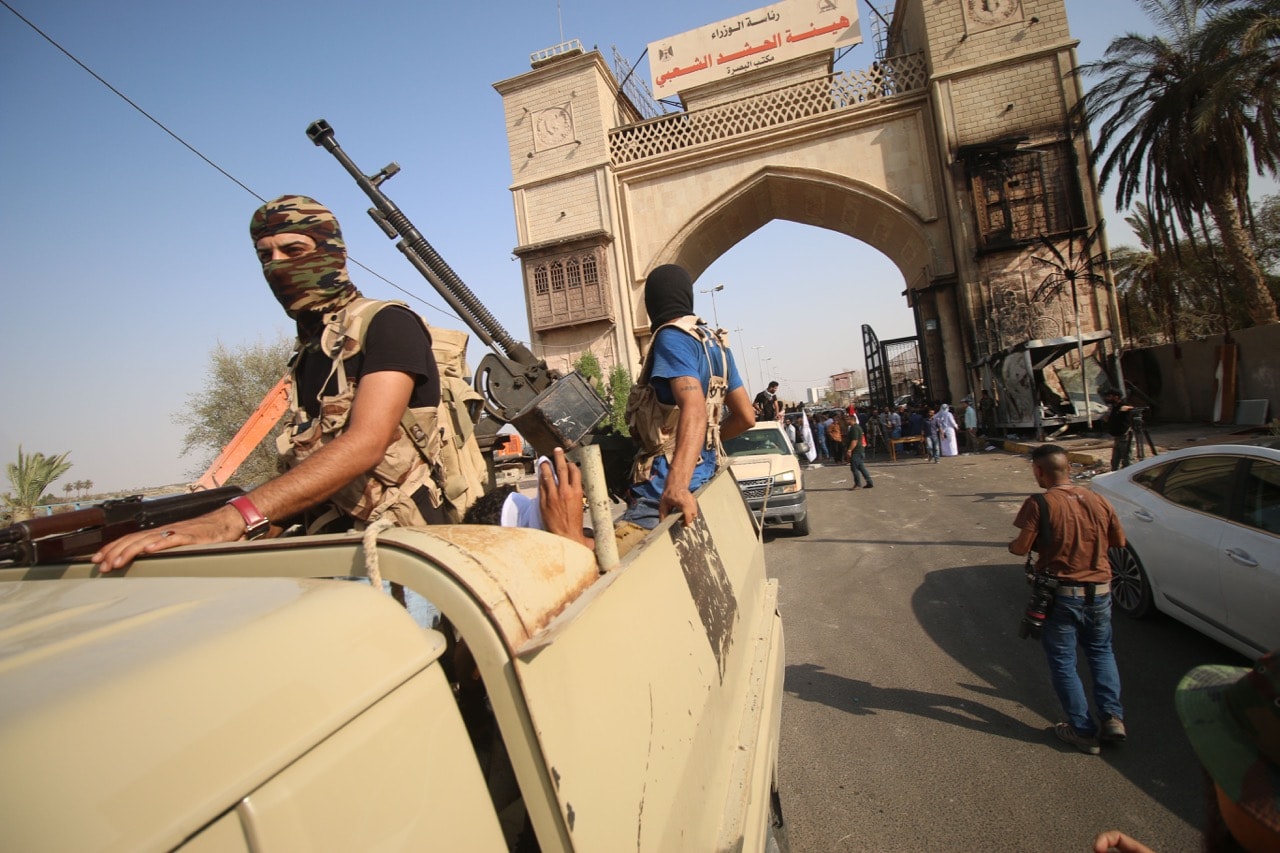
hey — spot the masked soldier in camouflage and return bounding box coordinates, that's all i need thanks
[94,196,443,571]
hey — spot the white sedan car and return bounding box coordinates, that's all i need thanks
[1090,438,1280,661]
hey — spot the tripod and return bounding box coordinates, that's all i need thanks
[864,417,889,459]
[1127,407,1159,462]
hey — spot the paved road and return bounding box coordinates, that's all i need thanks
[764,449,1249,853]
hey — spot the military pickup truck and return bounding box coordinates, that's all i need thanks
[0,471,785,852]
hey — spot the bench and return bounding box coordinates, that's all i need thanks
[888,436,925,462]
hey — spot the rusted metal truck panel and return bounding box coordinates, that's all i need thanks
[0,471,783,852]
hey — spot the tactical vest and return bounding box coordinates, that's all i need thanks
[276,298,488,527]
[625,316,730,484]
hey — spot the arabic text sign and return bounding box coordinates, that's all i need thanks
[649,0,862,94]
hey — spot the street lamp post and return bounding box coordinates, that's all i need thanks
[752,345,766,395]
[733,327,750,395]
[699,284,725,328]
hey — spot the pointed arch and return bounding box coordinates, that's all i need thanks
[648,167,946,287]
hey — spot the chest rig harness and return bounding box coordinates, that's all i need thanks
[625,316,731,484]
[277,298,488,529]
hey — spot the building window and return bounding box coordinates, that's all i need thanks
[526,247,613,330]
[965,142,1083,250]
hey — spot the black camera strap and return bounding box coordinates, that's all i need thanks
[1026,492,1052,572]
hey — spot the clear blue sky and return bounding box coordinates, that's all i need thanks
[0,0,1242,492]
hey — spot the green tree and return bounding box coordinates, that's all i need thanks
[4,446,73,521]
[606,366,632,436]
[1112,197,1280,341]
[1080,0,1280,325]
[174,336,295,488]
[574,351,632,436]
[572,352,604,388]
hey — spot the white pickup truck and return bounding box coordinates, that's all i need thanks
[0,472,786,852]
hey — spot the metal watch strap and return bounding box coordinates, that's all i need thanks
[227,495,270,540]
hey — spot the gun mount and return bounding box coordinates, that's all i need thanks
[306,119,606,455]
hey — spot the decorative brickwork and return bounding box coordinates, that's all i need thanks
[949,56,1066,145]
[608,53,928,165]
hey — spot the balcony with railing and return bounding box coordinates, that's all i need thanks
[608,52,928,166]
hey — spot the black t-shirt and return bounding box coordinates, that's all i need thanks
[294,305,441,419]
[1104,402,1131,437]
[754,390,777,419]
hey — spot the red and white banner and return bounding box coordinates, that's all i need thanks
[649,0,862,95]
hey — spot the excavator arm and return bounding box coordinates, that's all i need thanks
[191,376,290,491]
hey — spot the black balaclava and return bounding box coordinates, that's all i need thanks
[644,264,696,327]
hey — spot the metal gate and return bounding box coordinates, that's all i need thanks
[862,324,888,409]
[862,324,927,409]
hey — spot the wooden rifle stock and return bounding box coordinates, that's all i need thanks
[0,486,245,566]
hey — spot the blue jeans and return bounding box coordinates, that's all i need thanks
[849,454,873,487]
[925,436,940,461]
[619,494,662,529]
[1040,592,1123,736]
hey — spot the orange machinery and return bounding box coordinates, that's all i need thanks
[190,376,290,491]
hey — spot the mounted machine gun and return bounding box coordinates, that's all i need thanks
[306,119,607,457]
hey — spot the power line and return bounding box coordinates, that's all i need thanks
[1,0,264,204]
[0,0,487,334]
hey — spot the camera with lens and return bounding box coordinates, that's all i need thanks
[1018,572,1059,639]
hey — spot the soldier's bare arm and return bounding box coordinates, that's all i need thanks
[660,376,708,526]
[93,370,414,572]
[720,386,756,441]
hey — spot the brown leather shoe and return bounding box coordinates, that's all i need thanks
[1100,717,1126,743]
[1054,722,1100,755]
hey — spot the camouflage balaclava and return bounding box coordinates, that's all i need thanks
[249,195,358,321]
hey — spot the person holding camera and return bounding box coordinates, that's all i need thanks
[1009,445,1128,755]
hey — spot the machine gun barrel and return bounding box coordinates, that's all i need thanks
[304,119,607,453]
[306,118,534,365]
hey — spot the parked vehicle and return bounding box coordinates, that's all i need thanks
[1091,438,1280,660]
[0,472,786,852]
[724,422,809,536]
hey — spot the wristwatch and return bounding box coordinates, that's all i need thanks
[227,495,271,540]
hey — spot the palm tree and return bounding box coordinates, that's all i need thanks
[63,482,74,501]
[3,446,72,522]
[1111,202,1181,344]
[1080,0,1279,325]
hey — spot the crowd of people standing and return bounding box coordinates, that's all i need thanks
[783,394,993,466]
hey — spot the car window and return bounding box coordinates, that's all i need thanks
[723,429,789,456]
[1239,459,1280,535]
[1132,461,1171,491]
[1156,456,1240,519]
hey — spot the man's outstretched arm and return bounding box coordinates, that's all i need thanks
[93,370,414,571]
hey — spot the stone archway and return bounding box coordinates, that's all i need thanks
[654,167,938,287]
[494,0,1120,408]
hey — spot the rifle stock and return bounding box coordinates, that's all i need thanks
[0,486,245,567]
